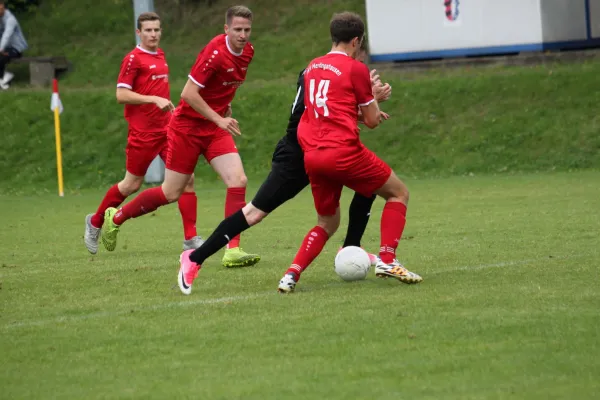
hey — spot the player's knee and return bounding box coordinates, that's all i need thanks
[184,175,195,192]
[162,186,183,203]
[318,219,340,237]
[225,173,248,188]
[394,185,409,204]
[379,178,409,204]
[119,179,142,196]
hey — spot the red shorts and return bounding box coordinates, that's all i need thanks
[125,128,168,176]
[165,117,238,175]
[304,146,392,216]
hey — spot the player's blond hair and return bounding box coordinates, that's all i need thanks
[137,12,160,30]
[226,5,253,25]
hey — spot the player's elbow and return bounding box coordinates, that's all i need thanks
[362,114,380,129]
[360,103,381,129]
[180,88,191,103]
[180,83,196,104]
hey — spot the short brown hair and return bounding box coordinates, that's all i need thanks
[137,12,160,30]
[360,37,369,53]
[330,12,365,45]
[226,5,253,25]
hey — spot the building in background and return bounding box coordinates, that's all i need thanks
[366,0,600,62]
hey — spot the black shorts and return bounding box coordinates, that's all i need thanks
[252,136,310,213]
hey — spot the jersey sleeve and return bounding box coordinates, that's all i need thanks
[116,53,139,89]
[350,61,374,107]
[188,42,219,88]
[290,69,306,118]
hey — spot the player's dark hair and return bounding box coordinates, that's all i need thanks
[330,12,365,45]
[226,5,253,25]
[137,12,160,30]
[360,37,369,53]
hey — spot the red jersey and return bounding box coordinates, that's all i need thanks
[298,52,374,150]
[116,46,171,132]
[175,34,254,121]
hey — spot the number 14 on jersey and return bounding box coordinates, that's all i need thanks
[309,79,330,117]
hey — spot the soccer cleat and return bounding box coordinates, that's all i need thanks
[84,214,101,254]
[178,249,200,295]
[101,207,121,251]
[278,273,297,293]
[1,71,14,85]
[338,246,379,267]
[221,247,261,268]
[182,235,205,251]
[375,259,423,284]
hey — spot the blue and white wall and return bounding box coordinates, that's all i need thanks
[365,0,600,62]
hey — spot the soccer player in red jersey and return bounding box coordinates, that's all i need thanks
[277,12,423,292]
[100,6,260,269]
[175,42,392,296]
[83,12,202,255]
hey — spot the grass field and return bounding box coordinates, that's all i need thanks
[3,60,600,193]
[2,0,599,193]
[2,1,599,397]
[1,171,599,399]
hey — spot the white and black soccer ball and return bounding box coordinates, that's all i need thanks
[334,246,371,281]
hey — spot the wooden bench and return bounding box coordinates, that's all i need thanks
[11,56,70,87]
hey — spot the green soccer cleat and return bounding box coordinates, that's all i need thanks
[101,207,121,252]
[221,247,261,268]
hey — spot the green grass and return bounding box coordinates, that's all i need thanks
[2,60,600,193]
[2,1,599,397]
[1,171,599,399]
[1,0,599,193]
[13,0,366,86]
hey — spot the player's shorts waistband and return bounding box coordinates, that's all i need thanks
[127,126,167,136]
[169,114,218,133]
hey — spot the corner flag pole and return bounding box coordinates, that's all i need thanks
[51,78,64,197]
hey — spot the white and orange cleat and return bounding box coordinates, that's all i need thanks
[375,259,422,284]
[178,249,201,295]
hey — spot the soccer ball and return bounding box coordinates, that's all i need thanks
[334,246,371,281]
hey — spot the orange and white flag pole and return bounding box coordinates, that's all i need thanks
[51,78,64,197]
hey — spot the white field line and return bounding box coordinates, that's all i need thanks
[0,254,587,330]
[2,293,271,330]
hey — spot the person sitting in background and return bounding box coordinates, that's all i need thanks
[0,0,28,89]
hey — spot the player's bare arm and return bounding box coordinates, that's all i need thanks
[116,87,174,112]
[180,79,241,136]
[358,75,390,123]
[360,100,381,129]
